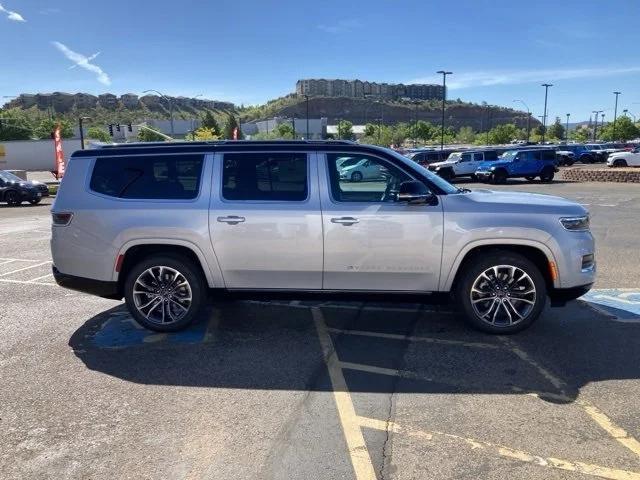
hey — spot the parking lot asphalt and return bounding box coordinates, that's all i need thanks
[1,181,639,480]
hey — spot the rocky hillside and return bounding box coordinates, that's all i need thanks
[264,96,537,130]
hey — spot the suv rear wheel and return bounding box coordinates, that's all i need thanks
[612,159,627,168]
[455,251,546,334]
[491,169,507,184]
[124,254,206,332]
[539,167,555,183]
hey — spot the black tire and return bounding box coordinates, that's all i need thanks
[455,251,547,334]
[581,154,594,164]
[539,168,555,183]
[350,171,363,182]
[29,198,41,205]
[564,159,575,166]
[5,190,21,206]
[612,159,627,168]
[438,168,454,181]
[123,254,206,332]
[469,174,478,181]
[491,169,507,184]
[525,176,536,181]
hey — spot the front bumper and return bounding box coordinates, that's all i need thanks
[52,265,121,299]
[549,283,593,306]
[475,171,492,180]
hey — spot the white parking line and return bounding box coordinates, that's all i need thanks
[28,273,53,282]
[0,261,52,277]
[0,278,56,286]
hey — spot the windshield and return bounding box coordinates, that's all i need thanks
[499,151,518,161]
[0,170,23,182]
[447,152,462,161]
[384,147,460,194]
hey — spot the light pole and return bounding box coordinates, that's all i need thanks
[541,84,553,143]
[565,113,570,142]
[143,89,174,136]
[302,94,310,139]
[592,110,602,141]
[436,70,452,150]
[613,91,621,141]
[513,99,531,142]
[623,109,637,122]
[78,116,91,149]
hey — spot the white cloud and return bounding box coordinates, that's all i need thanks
[0,3,26,22]
[318,19,362,34]
[52,41,111,86]
[408,66,640,90]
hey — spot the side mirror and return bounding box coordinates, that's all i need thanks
[397,181,434,205]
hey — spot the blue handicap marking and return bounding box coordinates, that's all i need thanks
[93,309,210,349]
[581,289,640,322]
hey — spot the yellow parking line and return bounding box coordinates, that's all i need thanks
[359,416,640,480]
[311,308,378,480]
[327,327,501,349]
[500,337,640,459]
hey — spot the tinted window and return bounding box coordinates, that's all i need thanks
[484,151,498,161]
[473,153,484,161]
[461,153,472,162]
[328,153,414,202]
[222,152,308,201]
[529,151,542,161]
[90,154,204,199]
[542,150,556,161]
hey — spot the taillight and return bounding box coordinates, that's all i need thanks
[52,212,73,226]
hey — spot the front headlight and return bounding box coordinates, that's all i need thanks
[560,215,589,231]
[489,166,496,171]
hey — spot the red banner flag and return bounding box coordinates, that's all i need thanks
[53,126,65,179]
[232,127,238,140]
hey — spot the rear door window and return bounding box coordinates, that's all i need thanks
[90,154,204,199]
[542,150,557,161]
[222,152,308,201]
[473,153,484,162]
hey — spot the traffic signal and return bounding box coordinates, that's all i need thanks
[116,124,121,132]
[108,124,114,136]
[127,123,132,132]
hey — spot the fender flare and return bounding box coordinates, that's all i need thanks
[113,238,225,288]
[440,238,559,291]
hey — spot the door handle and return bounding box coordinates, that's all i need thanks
[217,215,246,225]
[331,216,359,226]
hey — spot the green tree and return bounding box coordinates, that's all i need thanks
[0,110,34,140]
[33,118,74,139]
[191,127,220,141]
[479,123,521,145]
[414,120,436,142]
[222,114,243,139]
[364,123,376,137]
[597,116,640,141]
[570,126,591,142]
[456,126,476,144]
[337,120,354,140]
[86,126,111,142]
[274,122,295,139]
[201,110,221,136]
[138,127,167,142]
[547,117,565,140]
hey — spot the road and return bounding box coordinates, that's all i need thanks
[1,181,639,480]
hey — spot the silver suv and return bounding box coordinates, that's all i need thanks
[51,141,595,334]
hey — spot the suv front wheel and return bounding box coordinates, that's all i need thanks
[124,254,206,332]
[455,251,546,334]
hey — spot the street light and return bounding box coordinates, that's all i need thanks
[302,94,310,139]
[592,110,603,141]
[436,70,452,150]
[613,91,621,141]
[565,113,570,142]
[143,89,174,136]
[541,84,553,143]
[78,116,91,149]
[513,99,531,142]
[623,109,637,122]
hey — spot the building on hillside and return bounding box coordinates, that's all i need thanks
[296,79,444,101]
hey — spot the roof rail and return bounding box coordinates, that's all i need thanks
[97,139,356,149]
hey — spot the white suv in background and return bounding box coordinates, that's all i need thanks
[607,146,640,167]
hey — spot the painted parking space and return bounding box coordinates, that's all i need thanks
[581,289,640,322]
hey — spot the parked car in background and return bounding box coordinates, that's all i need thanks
[553,146,576,166]
[0,170,48,206]
[607,146,640,167]
[51,140,595,334]
[475,148,559,184]
[338,156,389,182]
[560,144,598,163]
[584,144,609,162]
[406,149,458,167]
[428,149,500,180]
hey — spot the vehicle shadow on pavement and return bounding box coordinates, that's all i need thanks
[68,299,640,403]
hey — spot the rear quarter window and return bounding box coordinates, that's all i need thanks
[89,154,204,199]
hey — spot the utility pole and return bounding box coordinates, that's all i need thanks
[613,91,621,141]
[541,84,553,143]
[592,110,603,141]
[143,89,174,136]
[565,113,570,142]
[78,116,91,149]
[513,99,530,142]
[291,116,296,139]
[436,70,452,150]
[304,94,310,139]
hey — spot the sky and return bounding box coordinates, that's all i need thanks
[1,0,639,122]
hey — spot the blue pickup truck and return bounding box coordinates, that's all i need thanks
[475,148,559,184]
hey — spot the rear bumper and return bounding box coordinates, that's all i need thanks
[52,265,122,300]
[549,283,593,307]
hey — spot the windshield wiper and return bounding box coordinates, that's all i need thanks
[457,188,472,193]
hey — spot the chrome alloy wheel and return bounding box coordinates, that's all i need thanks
[132,266,192,325]
[469,265,536,326]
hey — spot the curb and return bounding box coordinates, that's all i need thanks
[561,167,640,183]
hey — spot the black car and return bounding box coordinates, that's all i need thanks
[0,170,48,206]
